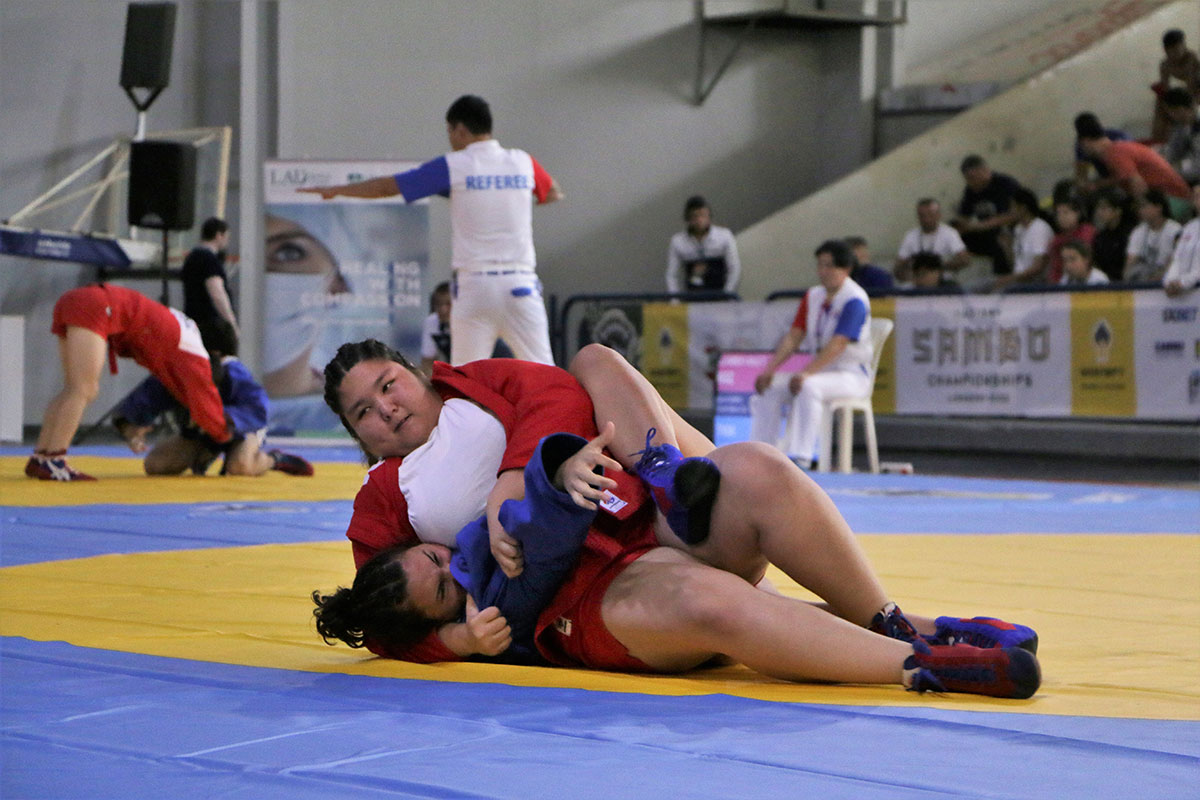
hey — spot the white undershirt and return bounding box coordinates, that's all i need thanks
[398,398,507,546]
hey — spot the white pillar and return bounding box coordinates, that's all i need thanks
[0,316,26,443]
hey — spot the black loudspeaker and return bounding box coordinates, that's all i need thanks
[128,140,196,230]
[119,3,176,90]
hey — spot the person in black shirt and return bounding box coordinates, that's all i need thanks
[182,217,238,347]
[1090,188,1135,282]
[951,155,1021,276]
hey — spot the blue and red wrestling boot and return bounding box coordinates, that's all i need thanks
[631,428,720,545]
[928,616,1039,654]
[871,604,1039,655]
[904,640,1041,699]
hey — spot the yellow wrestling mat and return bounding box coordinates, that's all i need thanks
[0,455,366,505]
[2,535,1197,720]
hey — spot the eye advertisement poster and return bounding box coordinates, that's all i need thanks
[262,160,429,433]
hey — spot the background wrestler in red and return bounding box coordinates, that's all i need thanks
[26,283,232,481]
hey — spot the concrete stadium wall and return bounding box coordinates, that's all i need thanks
[736,0,1200,301]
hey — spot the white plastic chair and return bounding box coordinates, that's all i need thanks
[817,317,893,474]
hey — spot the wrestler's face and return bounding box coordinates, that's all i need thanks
[338,358,442,458]
[399,543,465,623]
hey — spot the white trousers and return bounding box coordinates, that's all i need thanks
[450,266,554,365]
[748,369,870,463]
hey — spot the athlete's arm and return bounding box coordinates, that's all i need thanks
[298,175,401,200]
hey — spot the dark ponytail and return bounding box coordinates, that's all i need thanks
[311,544,437,650]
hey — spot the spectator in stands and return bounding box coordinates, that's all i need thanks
[894,198,969,284]
[843,236,894,291]
[1090,188,1136,283]
[1161,87,1200,185]
[1152,29,1200,142]
[1046,197,1096,285]
[666,195,741,294]
[1075,112,1191,214]
[996,187,1055,289]
[951,155,1020,279]
[748,240,872,469]
[910,252,961,293]
[1059,240,1109,287]
[1163,184,1200,297]
[1073,113,1130,196]
[1125,189,1182,284]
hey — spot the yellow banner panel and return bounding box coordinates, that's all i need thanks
[640,301,690,408]
[869,297,897,413]
[1071,291,1136,416]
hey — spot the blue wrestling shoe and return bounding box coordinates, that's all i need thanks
[928,616,1039,654]
[631,428,720,545]
[903,640,1041,699]
[869,602,921,642]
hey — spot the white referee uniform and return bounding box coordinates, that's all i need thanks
[395,139,556,365]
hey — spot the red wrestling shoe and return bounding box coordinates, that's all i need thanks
[903,640,1040,699]
[269,450,314,476]
[25,454,97,482]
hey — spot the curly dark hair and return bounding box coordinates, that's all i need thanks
[311,544,438,650]
[322,339,425,462]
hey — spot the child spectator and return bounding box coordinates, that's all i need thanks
[1046,198,1096,285]
[1125,189,1182,283]
[910,252,962,293]
[1059,240,1110,287]
[420,281,453,376]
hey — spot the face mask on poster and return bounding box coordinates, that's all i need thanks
[262,272,331,373]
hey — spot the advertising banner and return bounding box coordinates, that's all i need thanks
[262,160,429,433]
[1070,290,1135,417]
[1134,292,1200,419]
[640,301,690,409]
[869,296,897,413]
[892,292,1070,417]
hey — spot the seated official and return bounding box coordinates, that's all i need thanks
[748,240,873,468]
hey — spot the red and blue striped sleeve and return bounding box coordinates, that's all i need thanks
[394,156,451,201]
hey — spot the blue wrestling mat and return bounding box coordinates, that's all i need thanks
[2,446,1198,799]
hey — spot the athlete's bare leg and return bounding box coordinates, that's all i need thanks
[570,345,937,631]
[36,327,107,452]
[569,343,714,463]
[143,436,203,475]
[602,547,912,683]
[223,437,274,476]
